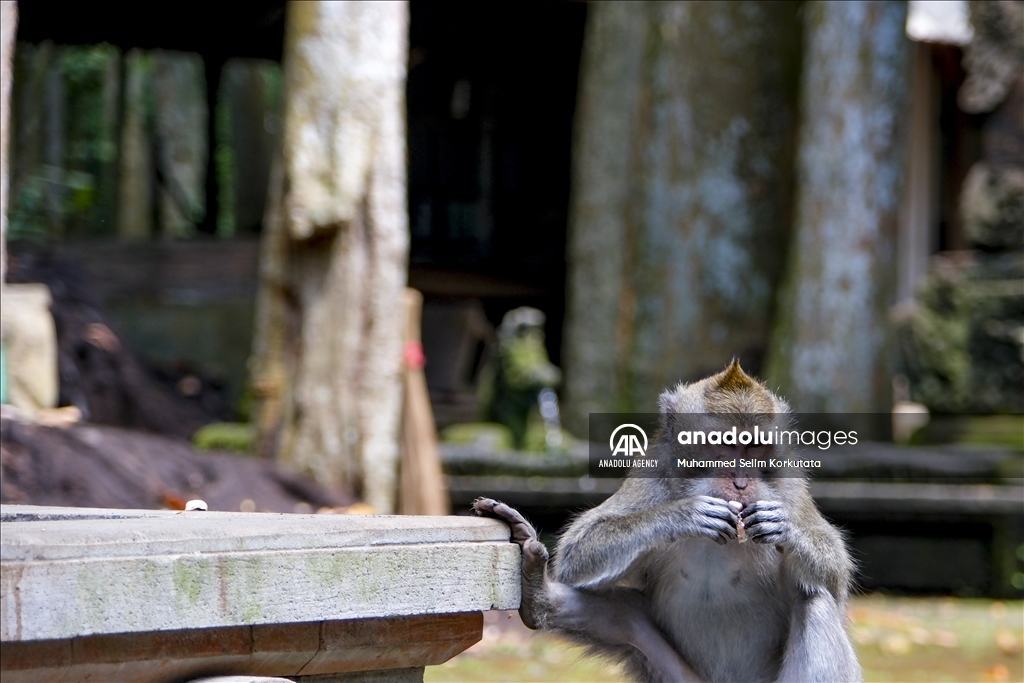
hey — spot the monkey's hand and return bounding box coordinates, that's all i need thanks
[473,497,550,629]
[739,501,790,546]
[679,495,739,545]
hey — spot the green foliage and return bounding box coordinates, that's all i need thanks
[912,415,1024,452]
[62,44,119,163]
[897,255,1024,413]
[8,43,121,241]
[215,88,236,237]
[8,172,51,242]
[522,424,575,454]
[260,64,283,114]
[192,422,255,454]
[440,421,575,456]
[440,422,514,451]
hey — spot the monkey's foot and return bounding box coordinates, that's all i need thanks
[473,497,549,566]
[473,497,539,543]
[474,497,550,629]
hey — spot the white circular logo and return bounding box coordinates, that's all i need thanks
[609,424,648,457]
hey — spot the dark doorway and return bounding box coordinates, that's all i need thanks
[407,1,587,368]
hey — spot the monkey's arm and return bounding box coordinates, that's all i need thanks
[475,497,707,683]
[554,479,738,588]
[775,585,863,683]
[741,491,861,682]
[740,489,853,600]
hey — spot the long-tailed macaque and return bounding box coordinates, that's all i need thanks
[475,361,861,683]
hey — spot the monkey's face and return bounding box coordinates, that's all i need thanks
[685,443,779,509]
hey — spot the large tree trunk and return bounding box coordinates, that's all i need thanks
[1,1,16,288]
[117,50,154,239]
[765,1,909,412]
[250,1,409,513]
[562,1,802,430]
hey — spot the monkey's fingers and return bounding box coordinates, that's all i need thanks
[697,517,738,544]
[740,501,790,545]
[472,496,501,516]
[739,500,783,518]
[740,501,787,524]
[472,497,540,545]
[745,522,787,544]
[693,510,737,544]
[690,496,739,544]
[695,496,740,522]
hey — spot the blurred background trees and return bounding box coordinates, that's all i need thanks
[896,0,1024,414]
[1,0,1021,593]
[249,1,409,513]
[765,1,909,413]
[3,0,1021,448]
[562,1,803,430]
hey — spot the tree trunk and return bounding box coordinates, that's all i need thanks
[117,50,154,239]
[250,1,409,513]
[222,59,279,235]
[1,0,17,288]
[765,1,909,412]
[152,50,207,238]
[562,1,802,430]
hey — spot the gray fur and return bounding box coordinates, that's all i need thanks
[476,363,862,683]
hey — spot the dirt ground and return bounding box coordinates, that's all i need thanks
[3,250,356,514]
[0,415,350,513]
[427,596,1024,683]
[6,250,234,440]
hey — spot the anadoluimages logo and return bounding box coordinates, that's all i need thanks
[609,424,648,457]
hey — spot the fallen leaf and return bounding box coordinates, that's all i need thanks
[995,630,1022,656]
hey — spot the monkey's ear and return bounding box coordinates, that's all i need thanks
[658,380,706,418]
[659,382,708,436]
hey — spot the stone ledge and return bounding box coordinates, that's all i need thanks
[0,506,514,561]
[1,506,520,643]
[809,481,1024,515]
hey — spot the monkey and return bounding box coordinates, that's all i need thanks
[475,360,861,683]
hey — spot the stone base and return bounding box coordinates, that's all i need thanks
[0,614,474,683]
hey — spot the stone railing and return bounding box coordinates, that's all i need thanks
[0,505,520,682]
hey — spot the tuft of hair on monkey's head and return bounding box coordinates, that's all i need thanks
[658,359,790,432]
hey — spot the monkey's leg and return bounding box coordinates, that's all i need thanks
[474,498,704,683]
[544,583,706,683]
[776,589,862,683]
[473,497,551,629]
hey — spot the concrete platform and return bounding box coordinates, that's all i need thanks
[0,506,520,682]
